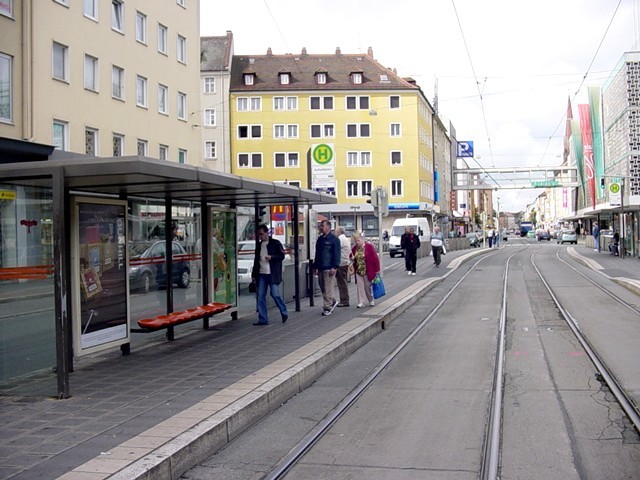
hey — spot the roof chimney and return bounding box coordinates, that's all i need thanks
[367,46,373,57]
[335,47,341,55]
[267,47,272,56]
[301,47,307,55]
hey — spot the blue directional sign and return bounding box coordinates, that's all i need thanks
[457,141,474,158]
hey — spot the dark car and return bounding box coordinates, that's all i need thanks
[537,230,551,241]
[129,241,191,293]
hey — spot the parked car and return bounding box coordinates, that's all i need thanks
[466,232,481,247]
[526,230,536,238]
[129,241,191,293]
[557,230,578,244]
[237,240,293,289]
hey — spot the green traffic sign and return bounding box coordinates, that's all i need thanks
[312,144,333,164]
[609,182,620,194]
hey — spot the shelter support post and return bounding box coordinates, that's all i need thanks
[292,200,300,312]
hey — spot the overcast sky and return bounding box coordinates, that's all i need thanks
[200,0,637,212]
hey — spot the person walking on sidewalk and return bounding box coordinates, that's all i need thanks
[314,220,341,316]
[400,226,411,272]
[335,226,351,307]
[487,226,495,248]
[593,222,600,252]
[351,232,380,308]
[403,227,420,275]
[430,226,445,268]
[251,224,288,326]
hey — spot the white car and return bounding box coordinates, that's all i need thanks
[237,240,293,288]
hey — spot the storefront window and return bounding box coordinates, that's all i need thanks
[0,183,55,385]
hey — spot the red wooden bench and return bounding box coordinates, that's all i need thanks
[129,302,234,343]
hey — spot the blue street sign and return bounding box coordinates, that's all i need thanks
[457,141,474,158]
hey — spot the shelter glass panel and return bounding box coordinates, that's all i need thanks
[0,181,55,385]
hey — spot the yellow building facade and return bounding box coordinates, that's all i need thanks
[228,49,435,230]
[0,0,201,164]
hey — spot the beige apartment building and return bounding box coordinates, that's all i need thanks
[200,31,233,172]
[0,0,201,165]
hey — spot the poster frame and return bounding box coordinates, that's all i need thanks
[71,196,130,356]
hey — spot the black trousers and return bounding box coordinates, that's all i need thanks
[432,246,442,266]
[406,250,417,273]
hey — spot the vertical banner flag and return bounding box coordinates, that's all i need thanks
[570,120,584,189]
[563,97,572,164]
[578,104,596,209]
[588,86,605,199]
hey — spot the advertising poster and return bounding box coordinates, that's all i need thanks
[211,209,237,305]
[74,199,129,355]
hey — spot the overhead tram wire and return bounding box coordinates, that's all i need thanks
[537,0,623,167]
[450,0,501,188]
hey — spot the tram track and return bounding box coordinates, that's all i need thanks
[530,251,640,436]
[263,245,640,480]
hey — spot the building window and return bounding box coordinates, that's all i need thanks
[111,0,124,32]
[85,128,98,155]
[279,73,290,85]
[274,125,285,139]
[324,124,335,138]
[136,75,147,107]
[158,84,168,114]
[112,65,124,99]
[0,54,12,122]
[237,125,262,139]
[347,124,371,138]
[273,97,284,111]
[346,181,358,197]
[159,144,168,160]
[361,180,372,196]
[113,133,124,156]
[310,125,321,138]
[347,151,371,167]
[135,11,147,44]
[83,54,98,91]
[237,97,260,111]
[177,35,186,63]
[204,108,216,126]
[310,96,333,110]
[391,179,403,196]
[351,72,363,84]
[274,152,299,168]
[287,124,298,138]
[137,139,148,156]
[84,0,97,19]
[346,96,370,110]
[52,42,68,81]
[250,97,261,111]
[177,92,186,120]
[205,141,216,159]
[389,95,400,109]
[316,72,326,84]
[237,97,248,111]
[274,153,286,168]
[390,123,401,137]
[178,149,186,164]
[287,96,298,110]
[238,153,262,168]
[391,151,402,165]
[273,96,296,111]
[158,24,168,54]
[0,0,13,17]
[53,120,68,150]
[203,77,215,93]
[244,73,254,86]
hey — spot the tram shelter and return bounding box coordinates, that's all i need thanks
[0,145,335,399]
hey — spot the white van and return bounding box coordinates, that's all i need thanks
[388,217,431,258]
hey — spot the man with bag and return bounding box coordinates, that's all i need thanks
[430,226,445,268]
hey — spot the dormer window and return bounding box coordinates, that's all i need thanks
[351,72,363,84]
[244,73,255,86]
[279,72,290,85]
[316,72,327,85]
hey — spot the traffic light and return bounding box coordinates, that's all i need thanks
[366,190,379,208]
[256,205,267,219]
[600,178,605,190]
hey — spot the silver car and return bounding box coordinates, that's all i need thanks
[557,230,577,244]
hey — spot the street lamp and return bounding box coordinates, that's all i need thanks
[349,205,360,234]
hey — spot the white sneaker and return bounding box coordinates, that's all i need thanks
[594,249,598,252]
[357,303,364,308]
[369,301,375,306]
[408,271,412,275]
[411,272,416,275]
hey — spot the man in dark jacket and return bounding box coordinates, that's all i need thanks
[251,224,288,325]
[403,227,420,275]
[400,226,411,271]
[314,220,341,316]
